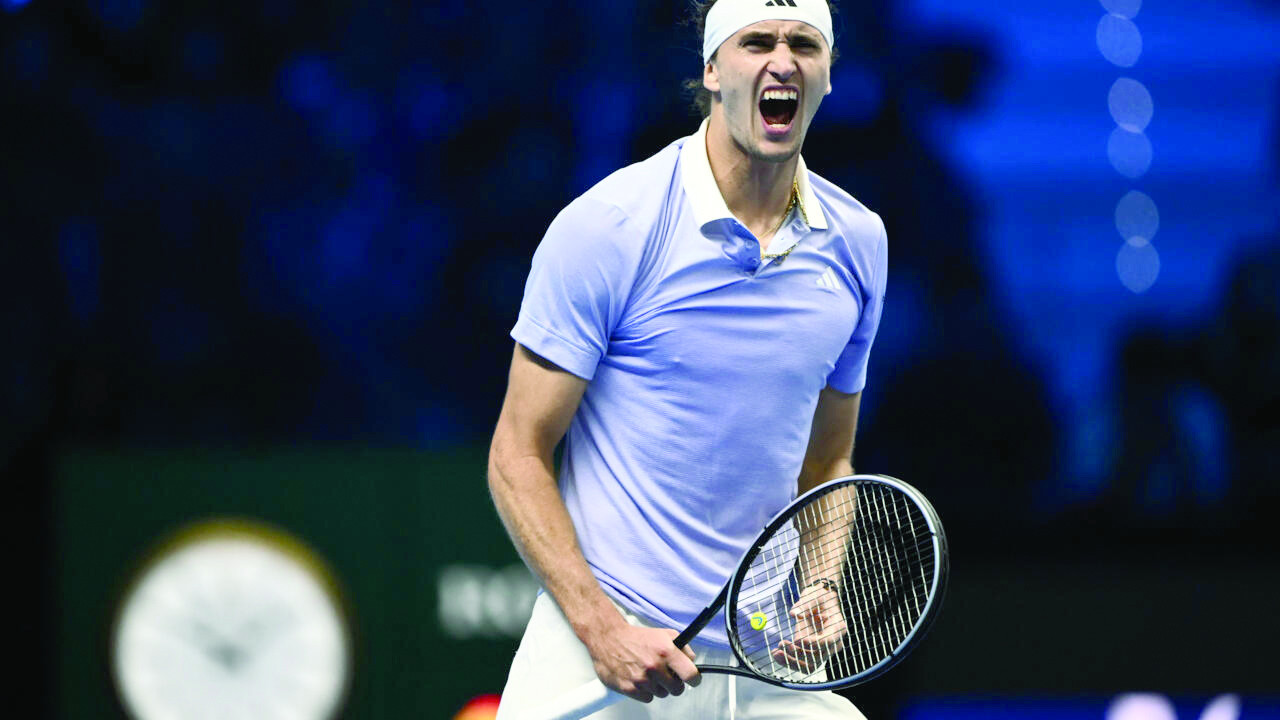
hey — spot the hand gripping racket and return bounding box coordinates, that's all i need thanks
[524,474,949,720]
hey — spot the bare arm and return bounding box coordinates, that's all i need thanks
[792,387,861,586]
[488,343,698,701]
[797,387,861,578]
[776,387,862,669]
[798,386,860,494]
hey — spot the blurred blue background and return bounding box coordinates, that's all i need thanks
[4,0,1277,717]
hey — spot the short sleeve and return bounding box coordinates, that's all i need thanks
[511,197,643,381]
[827,216,888,394]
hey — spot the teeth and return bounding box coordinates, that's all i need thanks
[762,89,798,101]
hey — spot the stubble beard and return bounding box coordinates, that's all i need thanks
[733,124,803,166]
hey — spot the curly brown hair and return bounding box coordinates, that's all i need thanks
[681,0,840,117]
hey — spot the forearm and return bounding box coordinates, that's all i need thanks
[797,454,853,496]
[795,455,855,585]
[487,447,625,647]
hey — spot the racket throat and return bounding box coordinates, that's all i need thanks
[674,584,729,648]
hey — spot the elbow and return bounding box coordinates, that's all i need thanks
[486,427,535,499]
[487,432,512,496]
[487,416,559,503]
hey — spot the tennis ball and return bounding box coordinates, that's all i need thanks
[749,612,768,631]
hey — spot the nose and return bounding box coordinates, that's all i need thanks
[766,44,797,82]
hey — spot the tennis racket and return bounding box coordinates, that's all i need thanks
[524,474,949,720]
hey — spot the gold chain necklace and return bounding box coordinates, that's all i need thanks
[762,178,805,263]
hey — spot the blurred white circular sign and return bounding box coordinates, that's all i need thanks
[112,519,352,720]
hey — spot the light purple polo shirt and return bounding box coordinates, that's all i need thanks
[512,119,888,648]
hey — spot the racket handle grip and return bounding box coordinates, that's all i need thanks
[522,678,623,720]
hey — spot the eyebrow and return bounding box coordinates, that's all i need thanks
[788,31,821,43]
[739,30,822,44]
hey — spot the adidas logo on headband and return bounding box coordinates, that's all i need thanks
[703,0,835,63]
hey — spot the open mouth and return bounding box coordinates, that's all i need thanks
[759,87,799,132]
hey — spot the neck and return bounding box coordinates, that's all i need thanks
[704,112,799,245]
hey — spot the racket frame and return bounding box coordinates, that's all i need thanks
[691,474,949,690]
[521,474,948,720]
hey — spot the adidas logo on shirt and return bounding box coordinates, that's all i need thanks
[815,266,839,292]
[765,0,798,6]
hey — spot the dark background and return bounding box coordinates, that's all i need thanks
[4,0,1278,717]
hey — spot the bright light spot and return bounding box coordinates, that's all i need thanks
[453,694,501,720]
[1108,127,1153,178]
[1100,0,1141,19]
[1106,693,1177,720]
[1200,694,1242,720]
[2,0,33,13]
[1097,14,1143,67]
[1109,78,1153,132]
[1116,238,1160,293]
[1115,190,1159,242]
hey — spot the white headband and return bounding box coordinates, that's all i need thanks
[702,0,834,64]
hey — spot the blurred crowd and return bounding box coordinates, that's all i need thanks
[3,0,1277,550]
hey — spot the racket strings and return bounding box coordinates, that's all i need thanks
[842,487,932,674]
[730,483,937,684]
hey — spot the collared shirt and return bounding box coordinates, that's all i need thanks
[511,118,888,647]
[679,119,828,266]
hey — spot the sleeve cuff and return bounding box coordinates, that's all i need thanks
[825,361,868,395]
[511,314,602,381]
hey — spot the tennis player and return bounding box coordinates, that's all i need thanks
[489,0,886,716]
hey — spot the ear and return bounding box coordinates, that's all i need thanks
[703,61,720,93]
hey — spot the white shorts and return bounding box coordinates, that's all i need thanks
[495,593,867,720]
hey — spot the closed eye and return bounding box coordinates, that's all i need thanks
[740,34,821,52]
[787,34,821,51]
